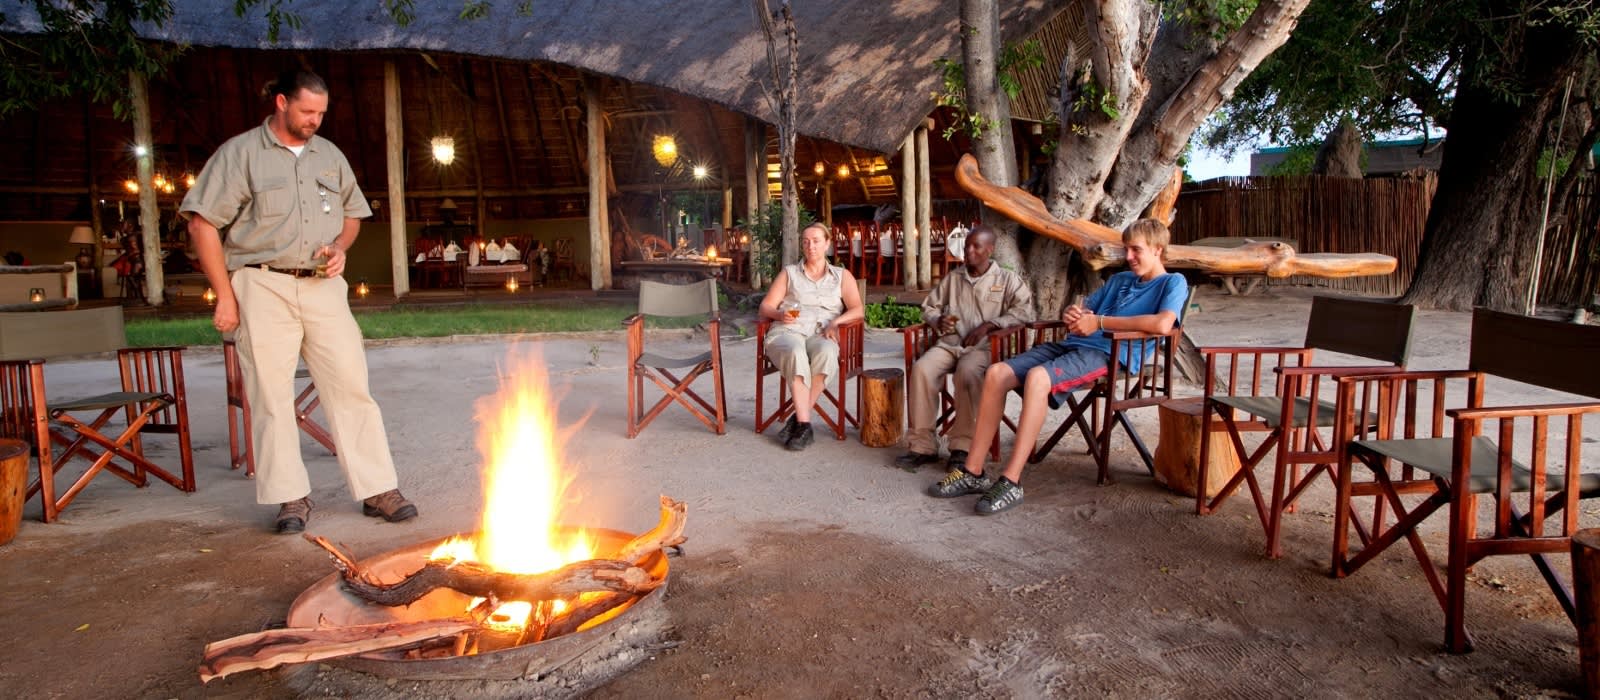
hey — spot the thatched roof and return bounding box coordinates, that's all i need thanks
[0,0,1071,154]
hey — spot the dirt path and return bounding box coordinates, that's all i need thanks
[0,287,1592,698]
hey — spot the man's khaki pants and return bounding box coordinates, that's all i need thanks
[907,344,989,455]
[233,267,399,504]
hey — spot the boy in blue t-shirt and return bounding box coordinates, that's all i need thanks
[927,219,1189,515]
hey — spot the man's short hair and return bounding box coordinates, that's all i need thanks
[265,70,328,102]
[968,224,997,245]
[1123,219,1171,251]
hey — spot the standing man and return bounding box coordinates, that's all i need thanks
[896,225,1034,470]
[182,69,417,533]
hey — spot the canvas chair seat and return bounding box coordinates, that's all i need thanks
[626,280,726,438]
[1352,436,1600,495]
[50,390,166,413]
[637,349,713,370]
[1214,395,1333,429]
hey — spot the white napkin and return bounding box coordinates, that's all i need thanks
[414,252,426,263]
[501,242,519,262]
[443,242,461,262]
[468,245,480,266]
[485,241,502,262]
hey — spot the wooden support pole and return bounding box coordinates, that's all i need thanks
[722,186,733,230]
[822,182,833,230]
[916,125,932,290]
[130,71,164,306]
[584,77,612,290]
[1574,528,1600,699]
[744,117,765,288]
[899,133,916,292]
[384,60,410,298]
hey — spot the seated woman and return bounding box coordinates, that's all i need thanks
[759,222,865,451]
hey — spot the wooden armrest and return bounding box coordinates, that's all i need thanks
[124,345,187,353]
[1448,401,1600,421]
[899,323,930,337]
[1276,364,1402,377]
[622,313,643,327]
[1197,344,1309,355]
[1332,368,1480,384]
[1105,329,1174,340]
[1028,320,1065,330]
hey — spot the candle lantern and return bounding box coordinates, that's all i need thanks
[29,287,45,303]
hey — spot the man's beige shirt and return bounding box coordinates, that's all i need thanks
[180,118,371,270]
[921,261,1036,353]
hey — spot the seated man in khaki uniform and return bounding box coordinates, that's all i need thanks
[896,225,1034,470]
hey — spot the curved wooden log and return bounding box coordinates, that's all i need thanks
[954,154,1397,278]
[199,618,478,683]
[613,495,688,564]
[307,536,660,607]
[1142,167,1184,225]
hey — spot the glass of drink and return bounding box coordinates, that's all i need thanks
[781,300,801,322]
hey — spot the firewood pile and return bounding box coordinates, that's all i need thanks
[199,496,687,683]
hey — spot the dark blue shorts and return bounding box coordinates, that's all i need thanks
[1002,342,1109,409]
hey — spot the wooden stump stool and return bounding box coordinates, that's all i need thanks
[1153,397,1240,499]
[0,439,28,545]
[859,368,905,448]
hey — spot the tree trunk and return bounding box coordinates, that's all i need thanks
[1402,10,1590,312]
[959,0,1024,271]
[1023,1,1310,316]
[756,0,801,265]
[1313,118,1363,178]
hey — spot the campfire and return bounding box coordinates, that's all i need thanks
[200,351,686,683]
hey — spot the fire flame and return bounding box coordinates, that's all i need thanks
[428,348,595,632]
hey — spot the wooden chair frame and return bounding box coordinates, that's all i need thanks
[222,340,336,478]
[754,318,865,440]
[1194,295,1416,559]
[1329,307,1600,652]
[3,352,193,523]
[624,280,726,438]
[900,322,1027,462]
[1009,320,1184,485]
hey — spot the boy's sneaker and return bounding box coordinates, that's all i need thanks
[784,422,815,451]
[927,468,993,498]
[975,479,1024,515]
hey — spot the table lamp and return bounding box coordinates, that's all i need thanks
[69,225,96,269]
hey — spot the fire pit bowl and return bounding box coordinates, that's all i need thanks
[287,526,669,681]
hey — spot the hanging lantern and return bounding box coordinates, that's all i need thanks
[431,136,456,165]
[652,135,678,167]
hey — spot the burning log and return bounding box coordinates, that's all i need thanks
[305,496,684,607]
[613,495,688,563]
[953,154,1398,278]
[199,617,479,683]
[308,535,660,607]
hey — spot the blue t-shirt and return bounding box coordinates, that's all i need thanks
[1063,271,1188,373]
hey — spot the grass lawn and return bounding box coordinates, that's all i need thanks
[122,301,700,347]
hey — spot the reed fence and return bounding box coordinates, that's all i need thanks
[1172,173,1600,306]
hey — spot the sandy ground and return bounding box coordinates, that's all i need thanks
[1,286,1596,698]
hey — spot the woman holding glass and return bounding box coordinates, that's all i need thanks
[759,222,865,451]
